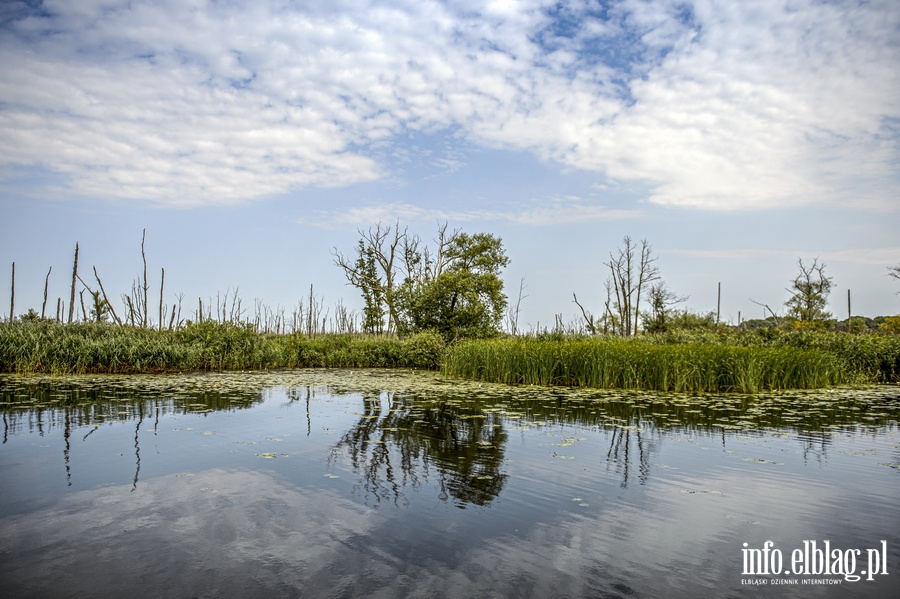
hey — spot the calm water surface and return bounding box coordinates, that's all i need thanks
[1,370,898,598]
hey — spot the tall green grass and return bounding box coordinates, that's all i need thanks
[0,320,192,373]
[442,338,847,393]
[0,320,444,374]
[2,320,896,392]
[647,328,900,383]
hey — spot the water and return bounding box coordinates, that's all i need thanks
[1,370,898,598]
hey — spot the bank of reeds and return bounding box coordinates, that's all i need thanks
[0,320,444,374]
[2,320,897,392]
[442,338,847,393]
[645,328,900,384]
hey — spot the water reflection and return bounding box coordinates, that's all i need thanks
[1,372,899,598]
[1,374,264,492]
[1,372,898,502]
[333,391,508,506]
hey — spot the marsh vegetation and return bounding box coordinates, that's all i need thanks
[1,319,898,393]
[3,226,900,391]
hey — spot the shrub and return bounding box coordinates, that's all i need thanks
[401,330,446,369]
[879,316,900,334]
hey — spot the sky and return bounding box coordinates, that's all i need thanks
[1,0,898,331]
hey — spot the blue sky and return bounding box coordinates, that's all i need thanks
[1,0,898,329]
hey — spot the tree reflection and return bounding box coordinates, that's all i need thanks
[0,376,263,489]
[1,373,897,498]
[604,425,664,487]
[64,409,71,486]
[282,386,319,436]
[132,405,143,491]
[333,392,508,507]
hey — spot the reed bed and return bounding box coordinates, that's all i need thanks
[2,320,895,392]
[647,328,900,383]
[0,320,443,374]
[442,338,847,393]
[0,320,191,374]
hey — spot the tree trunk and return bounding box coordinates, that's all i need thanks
[68,243,79,324]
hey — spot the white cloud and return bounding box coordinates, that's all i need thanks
[564,0,900,211]
[299,197,639,228]
[0,0,896,210]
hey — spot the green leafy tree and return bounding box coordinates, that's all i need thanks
[785,258,833,322]
[336,223,509,341]
[396,232,509,340]
[89,290,111,322]
[355,241,385,334]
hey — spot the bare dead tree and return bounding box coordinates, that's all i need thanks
[158,268,165,330]
[214,290,231,323]
[212,287,244,324]
[572,292,596,334]
[716,282,722,328]
[79,289,88,321]
[333,299,357,334]
[254,298,264,332]
[426,221,459,281]
[506,276,527,335]
[602,279,616,335]
[93,267,122,325]
[308,284,315,335]
[41,267,52,319]
[8,262,14,321]
[554,313,565,333]
[290,299,304,334]
[750,298,779,325]
[231,288,244,323]
[140,229,149,327]
[603,237,660,336]
[633,239,659,335]
[127,280,144,326]
[68,243,79,324]
[123,294,136,326]
[304,285,328,336]
[172,292,184,330]
[333,221,407,334]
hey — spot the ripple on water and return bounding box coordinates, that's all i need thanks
[0,371,898,598]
